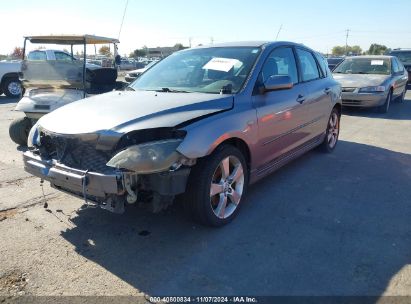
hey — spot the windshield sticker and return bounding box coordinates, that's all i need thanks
[203,57,240,72]
[371,60,384,66]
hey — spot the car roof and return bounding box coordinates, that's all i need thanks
[390,49,411,52]
[345,55,394,60]
[24,35,119,45]
[28,49,70,53]
[193,41,305,49]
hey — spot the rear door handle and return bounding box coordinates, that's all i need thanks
[324,87,331,94]
[296,94,305,104]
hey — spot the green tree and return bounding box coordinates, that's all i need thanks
[131,48,147,58]
[332,46,345,56]
[332,45,362,56]
[98,46,112,56]
[174,43,186,51]
[367,44,388,55]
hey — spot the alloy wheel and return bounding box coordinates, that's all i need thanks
[327,112,339,149]
[210,156,245,219]
[8,81,22,96]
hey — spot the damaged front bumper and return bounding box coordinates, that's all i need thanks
[23,150,191,213]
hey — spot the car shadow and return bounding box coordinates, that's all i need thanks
[0,95,19,105]
[342,95,411,121]
[61,141,411,296]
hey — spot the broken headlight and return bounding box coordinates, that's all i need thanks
[27,123,40,147]
[106,139,183,174]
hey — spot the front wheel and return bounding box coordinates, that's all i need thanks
[184,145,248,227]
[320,108,340,153]
[378,90,392,113]
[9,117,32,146]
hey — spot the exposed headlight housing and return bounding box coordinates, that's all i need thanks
[27,123,40,147]
[106,139,183,174]
[359,86,386,93]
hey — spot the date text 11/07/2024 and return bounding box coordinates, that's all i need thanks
[148,296,258,303]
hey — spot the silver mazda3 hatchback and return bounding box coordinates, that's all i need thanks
[24,41,342,226]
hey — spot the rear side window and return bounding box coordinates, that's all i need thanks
[296,48,320,82]
[315,53,328,77]
[28,50,47,61]
[396,58,404,72]
[55,51,73,61]
[392,58,400,73]
[260,47,298,84]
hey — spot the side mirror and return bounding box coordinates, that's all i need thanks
[262,75,293,93]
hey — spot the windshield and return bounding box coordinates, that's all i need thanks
[130,47,261,94]
[327,58,343,64]
[333,58,391,75]
[390,51,411,64]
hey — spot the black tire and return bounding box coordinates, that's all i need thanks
[319,107,340,153]
[9,117,32,146]
[183,144,248,227]
[2,77,22,98]
[378,90,392,113]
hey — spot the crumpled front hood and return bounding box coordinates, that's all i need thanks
[333,73,390,88]
[38,90,233,135]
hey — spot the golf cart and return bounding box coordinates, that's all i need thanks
[9,34,125,146]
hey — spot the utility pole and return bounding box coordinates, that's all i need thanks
[275,24,283,41]
[189,37,192,48]
[345,29,350,56]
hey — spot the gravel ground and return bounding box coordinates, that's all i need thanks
[0,90,411,297]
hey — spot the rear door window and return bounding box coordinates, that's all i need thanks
[28,50,47,61]
[55,51,73,61]
[296,48,320,82]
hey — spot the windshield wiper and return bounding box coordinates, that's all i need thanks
[156,87,190,93]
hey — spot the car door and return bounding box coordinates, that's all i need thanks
[252,46,310,169]
[295,48,332,139]
[392,58,408,96]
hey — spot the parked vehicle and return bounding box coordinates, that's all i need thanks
[124,60,159,82]
[119,58,137,70]
[0,61,22,97]
[327,57,344,71]
[9,35,125,146]
[23,41,341,226]
[388,49,411,83]
[333,56,408,113]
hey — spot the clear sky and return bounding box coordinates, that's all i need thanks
[1,0,410,56]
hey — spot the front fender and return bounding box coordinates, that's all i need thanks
[176,106,258,159]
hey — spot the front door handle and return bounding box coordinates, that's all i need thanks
[324,87,331,94]
[296,94,305,104]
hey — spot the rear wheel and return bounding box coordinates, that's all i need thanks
[9,117,32,146]
[184,145,248,227]
[378,90,392,113]
[2,78,22,98]
[320,108,340,153]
